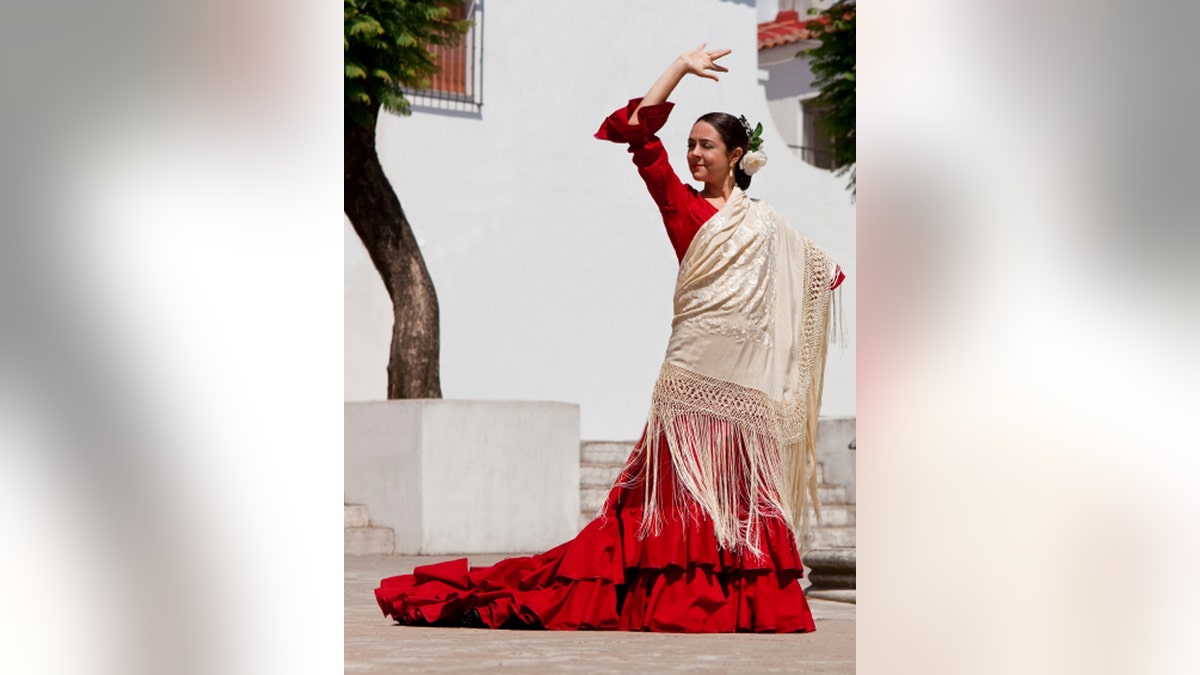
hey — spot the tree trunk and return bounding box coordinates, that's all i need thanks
[344,113,442,398]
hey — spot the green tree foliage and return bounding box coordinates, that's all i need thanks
[344,0,471,128]
[803,1,856,197]
[343,0,471,398]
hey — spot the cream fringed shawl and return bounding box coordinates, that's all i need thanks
[628,187,837,554]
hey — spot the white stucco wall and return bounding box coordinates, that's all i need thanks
[762,55,817,149]
[345,0,856,441]
[758,0,782,22]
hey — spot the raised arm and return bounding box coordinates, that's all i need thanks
[630,44,732,125]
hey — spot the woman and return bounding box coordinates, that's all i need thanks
[375,45,843,633]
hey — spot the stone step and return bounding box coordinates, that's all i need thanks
[583,457,630,471]
[345,526,395,555]
[818,485,848,505]
[581,463,624,488]
[580,486,610,514]
[344,503,369,528]
[580,441,636,466]
[809,503,855,527]
[803,526,856,550]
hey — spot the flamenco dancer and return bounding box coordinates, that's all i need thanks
[375,44,845,633]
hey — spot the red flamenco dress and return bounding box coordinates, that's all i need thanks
[374,99,840,633]
[376,436,815,632]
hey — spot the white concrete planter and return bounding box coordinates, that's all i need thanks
[345,400,580,555]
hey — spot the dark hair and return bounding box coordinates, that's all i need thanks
[695,112,752,190]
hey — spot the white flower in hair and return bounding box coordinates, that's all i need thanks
[740,150,768,176]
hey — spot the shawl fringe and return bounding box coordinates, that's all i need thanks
[618,232,836,555]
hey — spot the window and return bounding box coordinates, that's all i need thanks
[799,96,835,170]
[412,1,484,114]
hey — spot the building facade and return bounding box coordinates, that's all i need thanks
[345,0,856,441]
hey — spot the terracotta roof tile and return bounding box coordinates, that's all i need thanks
[757,10,824,50]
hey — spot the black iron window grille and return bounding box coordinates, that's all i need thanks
[797,97,836,170]
[409,1,484,115]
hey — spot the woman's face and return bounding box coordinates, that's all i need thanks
[687,121,742,185]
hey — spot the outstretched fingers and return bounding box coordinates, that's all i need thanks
[682,44,732,81]
[708,48,733,62]
[701,47,732,81]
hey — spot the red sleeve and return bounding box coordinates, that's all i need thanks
[594,97,674,144]
[831,265,845,290]
[596,99,709,260]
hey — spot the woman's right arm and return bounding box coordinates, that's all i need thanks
[630,44,732,125]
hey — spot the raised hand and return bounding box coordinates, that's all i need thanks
[678,43,732,81]
[631,44,733,125]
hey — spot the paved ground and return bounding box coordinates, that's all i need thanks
[346,554,855,673]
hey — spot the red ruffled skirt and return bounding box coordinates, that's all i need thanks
[374,434,816,633]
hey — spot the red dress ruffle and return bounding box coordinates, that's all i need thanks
[374,433,816,633]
